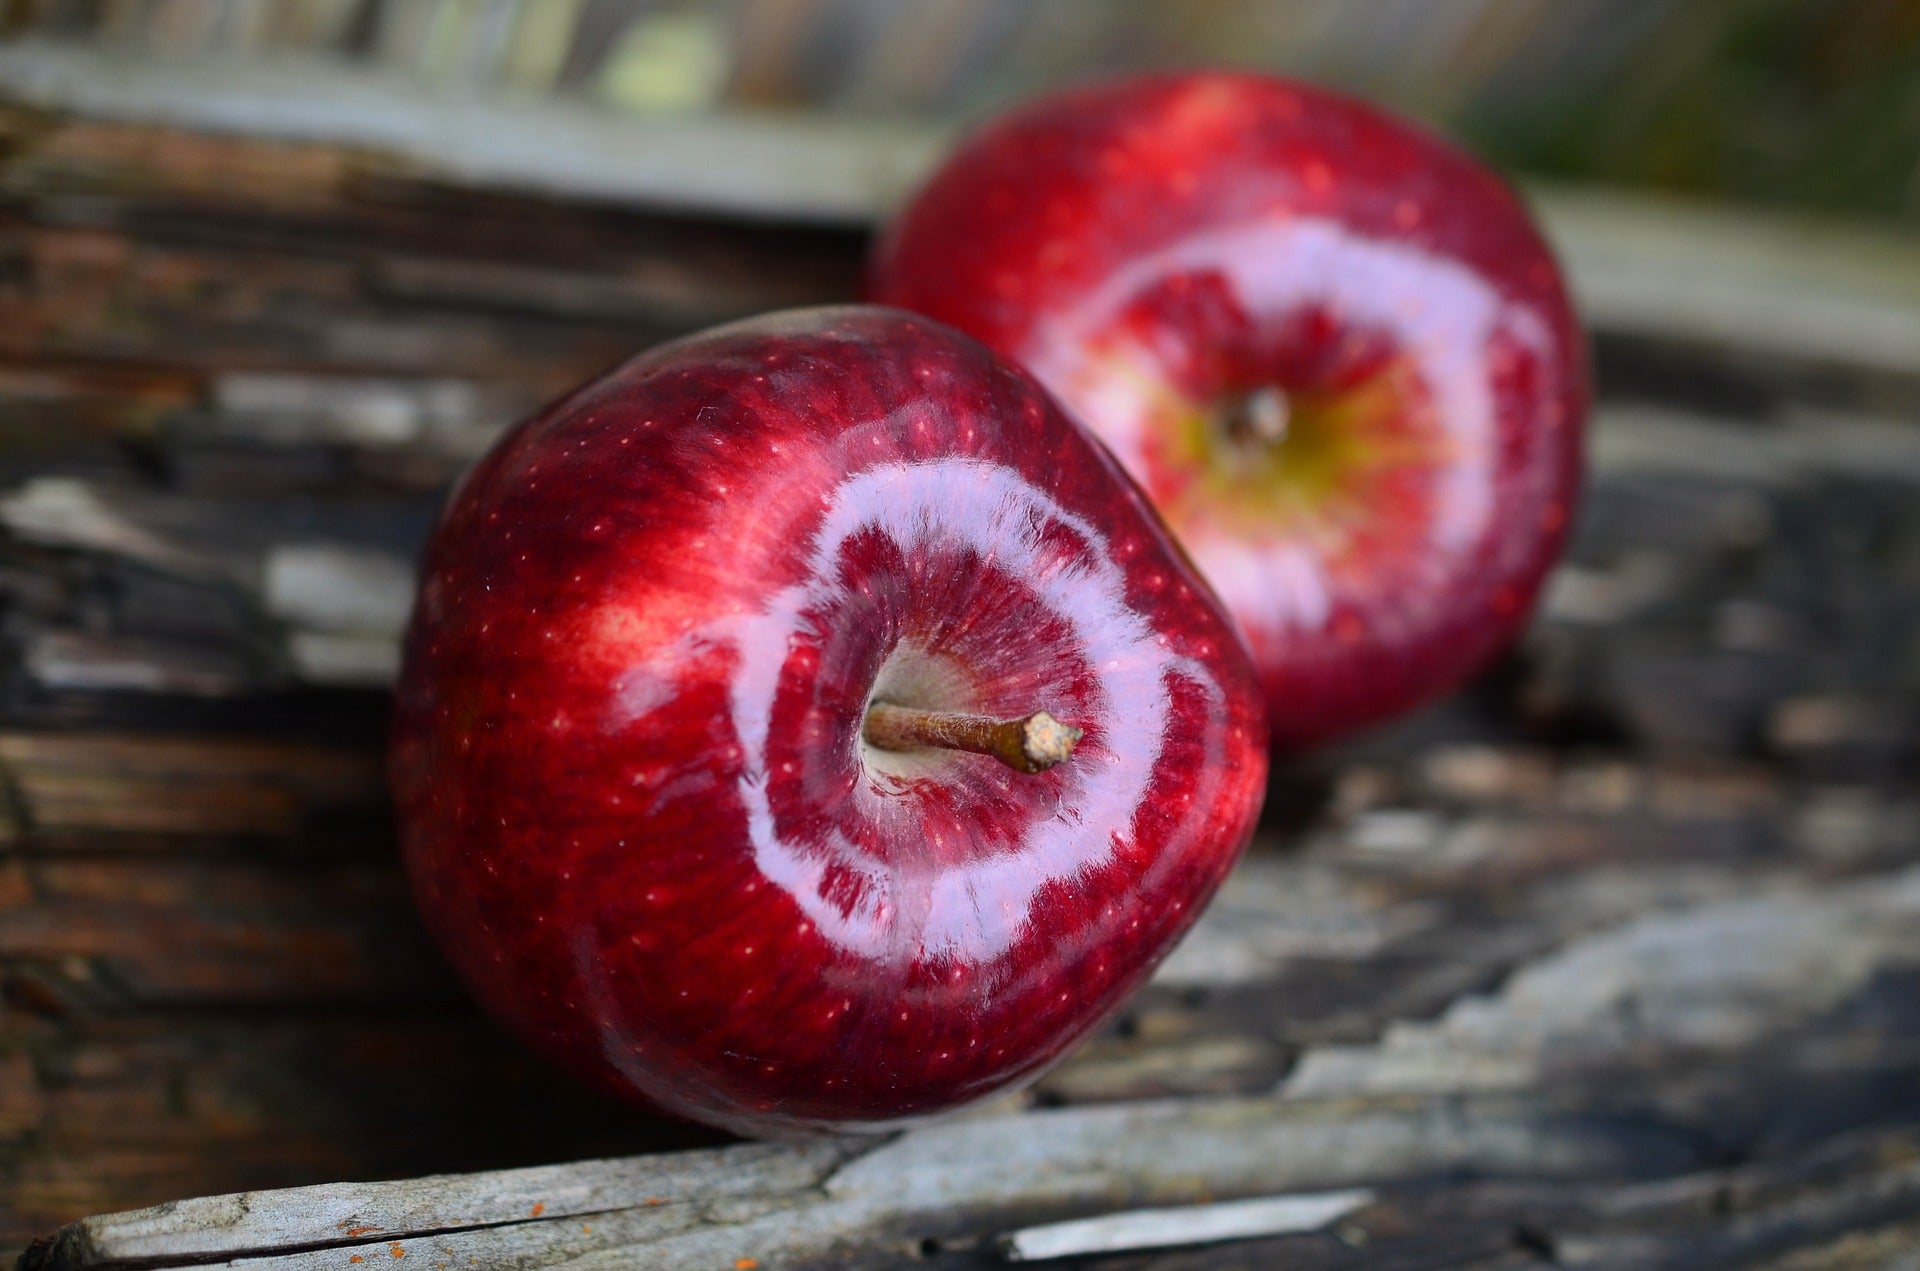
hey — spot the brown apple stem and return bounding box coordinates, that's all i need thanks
[862,702,1083,774]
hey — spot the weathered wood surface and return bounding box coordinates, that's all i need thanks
[2,40,1918,1270]
[4,41,1920,384]
[18,863,1920,1268]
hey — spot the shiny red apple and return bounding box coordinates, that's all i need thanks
[390,306,1267,1136]
[871,72,1587,748]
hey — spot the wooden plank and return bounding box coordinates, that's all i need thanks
[0,39,941,227]
[3,757,1912,1255]
[0,731,382,838]
[0,860,446,1006]
[1,1015,729,1250]
[34,1140,858,1269]
[1,40,1916,379]
[15,861,1920,1268]
[6,1094,1703,1270]
[1542,189,1920,380]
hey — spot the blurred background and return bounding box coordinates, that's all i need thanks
[5,0,1919,224]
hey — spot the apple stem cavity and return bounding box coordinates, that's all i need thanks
[1222,385,1292,452]
[863,701,1083,774]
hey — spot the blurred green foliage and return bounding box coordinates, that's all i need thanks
[1458,0,1920,221]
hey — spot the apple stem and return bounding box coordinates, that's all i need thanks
[862,702,1083,774]
[1223,385,1291,449]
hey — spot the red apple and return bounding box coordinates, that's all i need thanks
[870,72,1587,748]
[390,306,1267,1136]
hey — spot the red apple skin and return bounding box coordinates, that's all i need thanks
[870,72,1587,749]
[390,307,1267,1137]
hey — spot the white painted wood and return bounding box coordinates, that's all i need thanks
[997,1189,1374,1261]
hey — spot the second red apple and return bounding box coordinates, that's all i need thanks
[872,72,1587,748]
